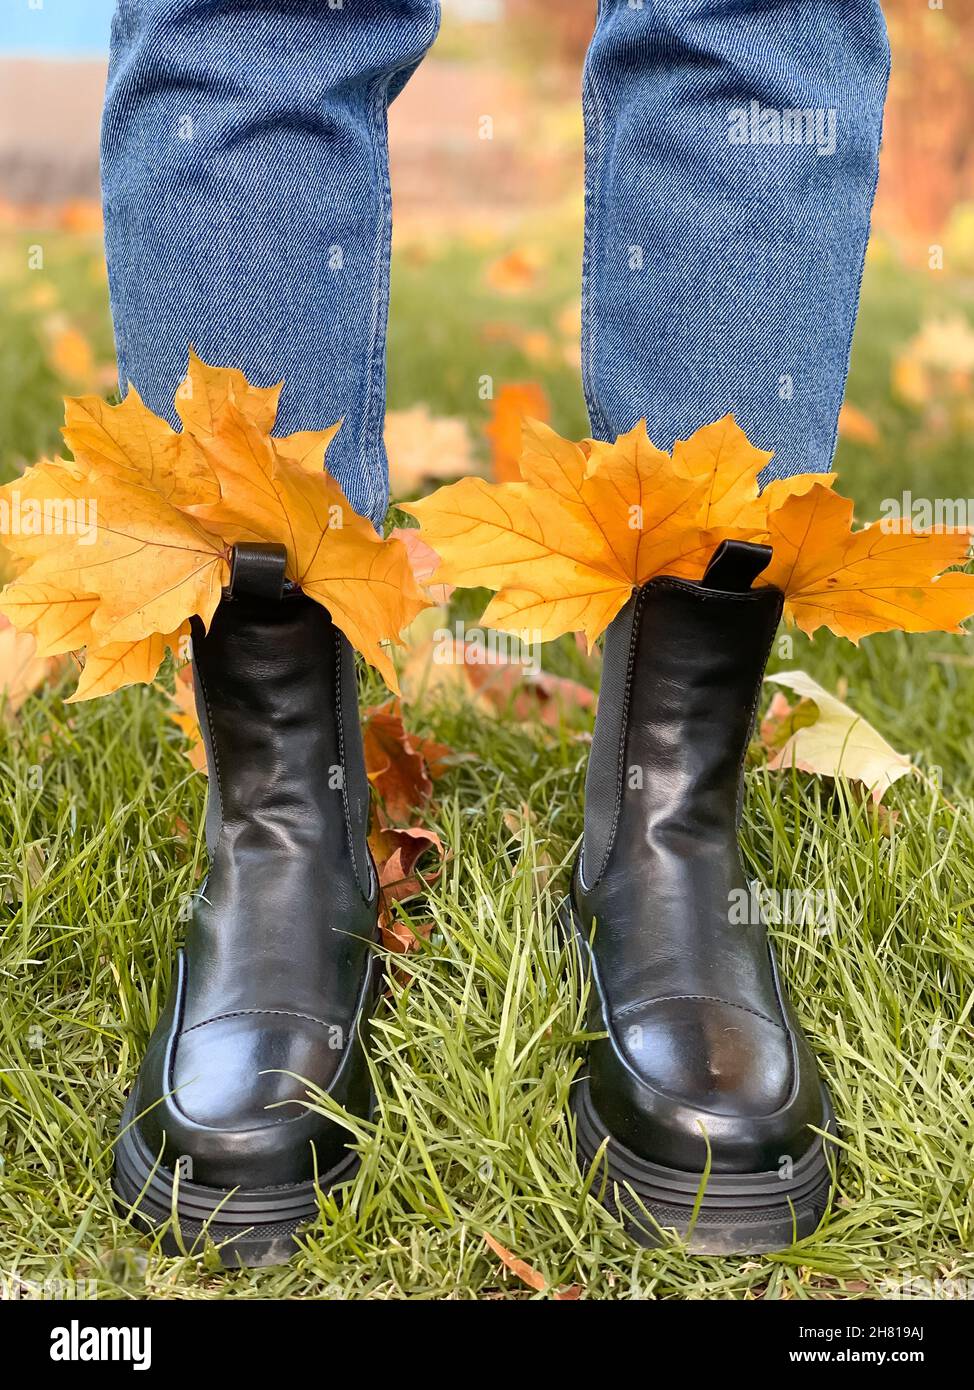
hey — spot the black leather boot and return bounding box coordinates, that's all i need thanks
[569,541,834,1253]
[113,544,379,1266]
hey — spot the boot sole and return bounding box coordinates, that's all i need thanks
[112,1095,361,1268]
[573,1074,835,1255]
[561,898,836,1254]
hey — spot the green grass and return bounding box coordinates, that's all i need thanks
[0,222,972,1299]
[1,639,973,1299]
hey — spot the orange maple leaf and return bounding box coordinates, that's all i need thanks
[0,355,431,699]
[762,484,974,641]
[408,413,973,649]
[406,415,803,646]
[486,382,550,482]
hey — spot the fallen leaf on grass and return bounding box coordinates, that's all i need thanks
[399,629,595,728]
[2,839,47,903]
[502,805,556,889]
[762,670,913,802]
[58,200,104,236]
[384,406,476,499]
[380,914,434,957]
[892,315,974,411]
[483,246,547,296]
[470,662,595,727]
[757,690,820,754]
[369,820,446,957]
[486,382,550,483]
[837,403,880,447]
[47,323,95,386]
[483,1234,547,1293]
[362,699,451,824]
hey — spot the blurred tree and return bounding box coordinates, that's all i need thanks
[505,0,596,63]
[875,0,974,255]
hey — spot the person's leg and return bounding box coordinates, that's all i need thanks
[102,0,440,526]
[103,1,439,1267]
[582,0,890,479]
[572,1,890,1252]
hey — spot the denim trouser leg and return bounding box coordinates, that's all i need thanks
[582,0,891,480]
[101,0,440,526]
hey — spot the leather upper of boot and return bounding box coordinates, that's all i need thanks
[130,565,378,1190]
[573,550,826,1174]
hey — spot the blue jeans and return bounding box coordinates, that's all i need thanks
[102,1,890,524]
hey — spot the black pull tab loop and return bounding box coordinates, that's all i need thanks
[702,539,773,593]
[228,543,288,600]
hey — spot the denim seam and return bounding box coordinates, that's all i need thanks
[824,1,893,472]
[362,35,434,527]
[361,73,394,527]
[581,0,611,442]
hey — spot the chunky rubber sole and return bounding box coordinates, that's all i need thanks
[573,1074,835,1255]
[112,1097,360,1268]
[561,897,836,1253]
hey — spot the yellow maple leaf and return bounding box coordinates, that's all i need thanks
[275,425,342,472]
[1,358,426,700]
[69,626,187,703]
[62,387,219,506]
[578,421,717,581]
[406,417,785,647]
[762,484,974,641]
[0,457,229,646]
[669,413,835,531]
[0,583,98,657]
[670,414,773,529]
[404,471,626,646]
[175,347,282,437]
[187,404,427,690]
[409,413,971,650]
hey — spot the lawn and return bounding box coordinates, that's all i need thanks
[0,211,972,1300]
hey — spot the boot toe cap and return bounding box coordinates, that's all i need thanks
[127,969,371,1191]
[172,1013,345,1131]
[590,995,825,1174]
[618,996,792,1118]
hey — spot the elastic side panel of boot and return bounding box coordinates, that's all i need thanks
[335,633,373,899]
[189,615,223,856]
[581,589,641,889]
